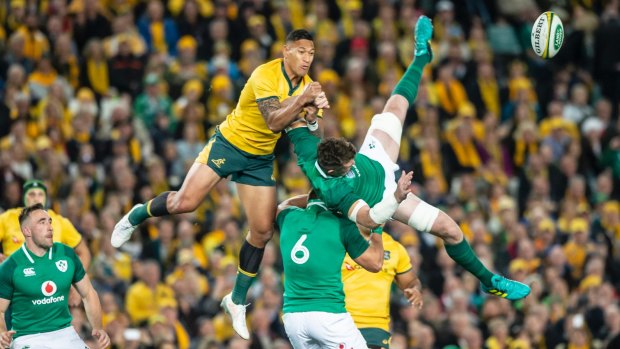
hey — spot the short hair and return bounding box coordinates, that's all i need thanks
[286,29,313,43]
[19,203,46,228]
[317,138,357,175]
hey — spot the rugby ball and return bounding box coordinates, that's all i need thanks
[531,11,564,59]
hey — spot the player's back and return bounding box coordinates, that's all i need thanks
[219,58,314,156]
[278,204,367,314]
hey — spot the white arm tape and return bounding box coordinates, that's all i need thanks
[369,194,399,225]
[307,120,319,131]
[348,200,368,223]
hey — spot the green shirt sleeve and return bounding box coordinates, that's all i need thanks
[320,179,362,216]
[64,244,85,283]
[339,219,369,259]
[276,207,300,230]
[287,127,319,164]
[0,258,16,300]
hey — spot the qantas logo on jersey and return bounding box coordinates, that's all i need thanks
[23,268,36,277]
[56,260,68,272]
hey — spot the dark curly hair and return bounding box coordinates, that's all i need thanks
[317,138,357,176]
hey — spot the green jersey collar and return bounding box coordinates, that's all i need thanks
[307,200,327,211]
[21,243,52,264]
[315,161,334,179]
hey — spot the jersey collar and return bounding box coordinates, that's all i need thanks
[315,161,334,179]
[21,243,52,264]
[307,200,327,211]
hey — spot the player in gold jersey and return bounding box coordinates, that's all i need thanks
[110,30,329,339]
[342,231,423,349]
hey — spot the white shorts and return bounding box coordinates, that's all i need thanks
[11,326,88,349]
[359,133,399,201]
[282,312,368,349]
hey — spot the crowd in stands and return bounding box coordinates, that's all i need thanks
[0,0,619,348]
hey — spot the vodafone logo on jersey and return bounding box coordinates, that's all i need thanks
[41,281,57,297]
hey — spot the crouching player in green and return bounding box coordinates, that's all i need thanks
[287,16,530,301]
[0,204,109,349]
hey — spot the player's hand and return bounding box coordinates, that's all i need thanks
[68,286,83,307]
[300,82,323,105]
[395,170,414,203]
[404,287,423,309]
[0,253,6,263]
[92,328,110,349]
[304,104,319,124]
[0,330,15,348]
[313,91,330,109]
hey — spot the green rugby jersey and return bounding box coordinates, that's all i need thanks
[277,202,370,313]
[287,127,386,215]
[0,243,85,338]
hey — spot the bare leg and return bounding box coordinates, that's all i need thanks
[167,163,223,213]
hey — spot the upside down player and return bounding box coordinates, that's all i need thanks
[111,29,329,339]
[342,227,423,348]
[288,16,531,301]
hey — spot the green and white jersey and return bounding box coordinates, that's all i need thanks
[287,127,386,215]
[0,242,85,338]
[277,202,369,314]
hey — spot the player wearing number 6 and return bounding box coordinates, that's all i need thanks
[0,204,109,349]
[276,171,413,349]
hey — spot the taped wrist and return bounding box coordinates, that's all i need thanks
[369,194,398,225]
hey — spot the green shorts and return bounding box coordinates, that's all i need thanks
[360,328,391,348]
[196,131,276,186]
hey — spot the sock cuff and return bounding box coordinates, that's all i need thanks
[444,238,470,256]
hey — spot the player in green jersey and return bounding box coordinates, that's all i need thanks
[0,204,109,349]
[276,166,411,348]
[288,15,530,301]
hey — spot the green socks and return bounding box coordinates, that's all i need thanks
[444,238,494,287]
[232,271,256,304]
[231,241,265,304]
[128,204,150,225]
[391,53,430,105]
[128,192,171,225]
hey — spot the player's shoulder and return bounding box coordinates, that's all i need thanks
[52,242,75,256]
[0,207,22,219]
[251,58,283,78]
[0,252,20,274]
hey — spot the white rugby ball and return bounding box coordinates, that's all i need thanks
[531,11,564,59]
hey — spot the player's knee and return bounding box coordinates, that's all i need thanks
[407,200,440,233]
[433,212,462,245]
[169,192,199,214]
[247,228,274,246]
[370,112,403,144]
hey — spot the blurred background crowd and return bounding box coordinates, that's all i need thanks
[0,0,619,348]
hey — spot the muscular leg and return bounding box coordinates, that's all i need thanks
[230,183,277,305]
[128,163,222,225]
[393,193,495,287]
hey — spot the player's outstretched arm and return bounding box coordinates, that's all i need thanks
[258,82,324,132]
[277,194,309,215]
[348,171,414,229]
[352,231,384,273]
[396,270,423,309]
[75,275,110,349]
[0,298,14,348]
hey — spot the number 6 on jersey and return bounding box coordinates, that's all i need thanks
[291,234,310,264]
